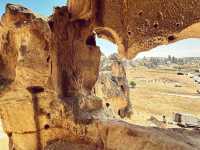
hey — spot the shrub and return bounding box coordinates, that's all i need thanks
[130,81,136,88]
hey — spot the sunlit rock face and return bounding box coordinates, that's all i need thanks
[68,0,96,21]
[0,3,50,86]
[93,54,132,118]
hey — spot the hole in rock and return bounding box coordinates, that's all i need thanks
[120,85,125,93]
[46,113,51,119]
[44,124,50,130]
[118,109,125,118]
[86,34,96,46]
[47,55,50,63]
[26,86,44,94]
[153,22,159,28]
[168,35,176,41]
[106,103,110,108]
[138,10,143,16]
[176,23,180,27]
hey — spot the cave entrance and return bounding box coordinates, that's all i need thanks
[0,119,9,150]
[127,38,200,128]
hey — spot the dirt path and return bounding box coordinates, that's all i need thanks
[161,92,200,99]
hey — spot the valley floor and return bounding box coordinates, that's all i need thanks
[127,66,200,126]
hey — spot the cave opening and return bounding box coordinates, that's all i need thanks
[86,34,96,46]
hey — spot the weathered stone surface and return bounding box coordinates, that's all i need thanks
[93,54,132,118]
[70,0,200,58]
[1,89,200,150]
[1,84,200,150]
[49,6,101,97]
[78,95,103,112]
[1,1,200,150]
[0,3,50,83]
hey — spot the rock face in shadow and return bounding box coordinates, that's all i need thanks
[1,1,200,150]
[93,54,132,118]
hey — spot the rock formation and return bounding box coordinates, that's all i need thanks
[93,54,132,118]
[0,3,50,87]
[0,1,200,150]
[93,0,200,58]
[48,6,101,97]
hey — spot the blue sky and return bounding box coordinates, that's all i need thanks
[135,38,200,58]
[1,0,200,58]
[0,0,66,16]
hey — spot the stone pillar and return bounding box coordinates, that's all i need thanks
[49,6,101,97]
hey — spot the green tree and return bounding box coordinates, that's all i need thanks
[130,81,136,88]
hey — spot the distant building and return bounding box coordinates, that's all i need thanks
[173,113,200,128]
[193,75,200,83]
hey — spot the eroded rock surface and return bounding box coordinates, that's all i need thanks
[0,1,200,150]
[49,6,101,97]
[93,54,132,118]
[0,3,50,86]
[70,0,200,58]
[1,88,200,150]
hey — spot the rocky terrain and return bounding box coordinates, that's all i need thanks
[0,1,200,150]
[93,54,132,118]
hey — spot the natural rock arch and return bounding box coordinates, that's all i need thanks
[94,27,125,57]
[68,0,200,58]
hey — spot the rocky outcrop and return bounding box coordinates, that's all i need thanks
[49,6,101,97]
[1,88,200,150]
[0,4,50,86]
[93,54,132,118]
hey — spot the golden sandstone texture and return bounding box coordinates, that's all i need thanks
[93,54,132,118]
[0,1,200,150]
